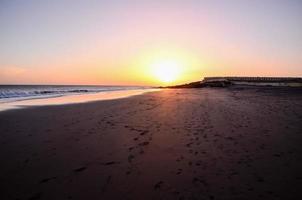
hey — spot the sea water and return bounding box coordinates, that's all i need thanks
[0,85,154,111]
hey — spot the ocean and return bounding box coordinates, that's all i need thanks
[0,85,149,103]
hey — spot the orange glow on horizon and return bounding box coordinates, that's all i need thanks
[124,47,205,86]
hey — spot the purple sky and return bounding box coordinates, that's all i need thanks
[0,0,301,85]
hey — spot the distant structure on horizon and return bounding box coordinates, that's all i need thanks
[201,77,302,87]
[164,76,302,88]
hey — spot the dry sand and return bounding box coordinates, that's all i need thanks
[0,87,302,200]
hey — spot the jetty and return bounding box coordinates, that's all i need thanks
[202,77,302,87]
[163,77,302,88]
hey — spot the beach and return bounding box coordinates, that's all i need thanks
[0,87,302,200]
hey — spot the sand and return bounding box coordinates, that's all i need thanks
[0,87,302,200]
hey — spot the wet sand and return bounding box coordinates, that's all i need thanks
[0,87,302,200]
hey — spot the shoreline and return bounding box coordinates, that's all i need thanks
[0,88,158,112]
[0,87,302,199]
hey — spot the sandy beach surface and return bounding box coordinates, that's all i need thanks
[0,87,302,200]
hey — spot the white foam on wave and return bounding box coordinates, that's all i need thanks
[0,85,147,103]
[0,87,158,112]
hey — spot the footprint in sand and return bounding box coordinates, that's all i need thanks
[39,177,57,184]
[154,181,164,190]
[176,169,183,175]
[140,130,149,135]
[73,166,87,173]
[139,141,149,146]
[128,154,135,163]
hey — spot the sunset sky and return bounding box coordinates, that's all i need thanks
[0,0,301,86]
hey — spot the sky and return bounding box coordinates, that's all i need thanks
[0,0,301,85]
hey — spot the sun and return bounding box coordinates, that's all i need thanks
[151,60,182,83]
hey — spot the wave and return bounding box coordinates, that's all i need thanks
[0,85,148,102]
